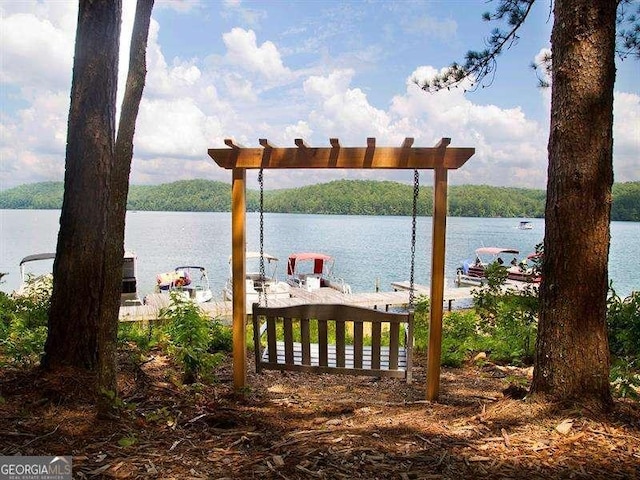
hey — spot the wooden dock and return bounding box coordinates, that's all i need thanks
[119,284,476,323]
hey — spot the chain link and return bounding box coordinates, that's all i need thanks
[258,168,267,307]
[409,169,419,310]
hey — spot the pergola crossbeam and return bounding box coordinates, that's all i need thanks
[209,137,473,170]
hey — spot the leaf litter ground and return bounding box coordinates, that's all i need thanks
[1,350,639,479]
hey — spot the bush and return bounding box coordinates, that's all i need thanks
[440,311,482,367]
[610,357,640,400]
[607,288,640,358]
[118,321,157,353]
[471,264,539,366]
[159,292,228,383]
[0,276,52,367]
[412,295,430,351]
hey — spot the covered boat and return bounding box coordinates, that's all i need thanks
[455,247,540,287]
[156,266,213,303]
[17,251,143,306]
[286,252,351,294]
[223,252,291,306]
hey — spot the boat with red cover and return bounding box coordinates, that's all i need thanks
[286,252,352,294]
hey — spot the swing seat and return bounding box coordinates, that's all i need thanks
[252,303,414,383]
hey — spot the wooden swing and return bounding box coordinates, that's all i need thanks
[208,137,474,400]
[251,167,420,382]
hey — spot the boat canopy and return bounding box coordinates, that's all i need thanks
[19,253,56,266]
[287,252,333,275]
[229,252,279,263]
[174,265,207,271]
[475,247,519,256]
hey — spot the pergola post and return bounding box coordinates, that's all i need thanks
[231,167,247,389]
[427,165,448,401]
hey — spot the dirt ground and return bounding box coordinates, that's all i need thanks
[1,350,639,480]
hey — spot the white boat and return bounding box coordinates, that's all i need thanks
[455,247,541,287]
[156,265,213,303]
[286,252,352,294]
[223,252,291,306]
[122,251,143,306]
[518,221,534,230]
[17,251,143,306]
[16,252,55,297]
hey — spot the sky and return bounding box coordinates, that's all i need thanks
[0,0,638,192]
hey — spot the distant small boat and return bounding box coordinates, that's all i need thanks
[156,265,213,303]
[518,221,533,230]
[286,252,352,294]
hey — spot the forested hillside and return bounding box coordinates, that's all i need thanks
[1,179,639,220]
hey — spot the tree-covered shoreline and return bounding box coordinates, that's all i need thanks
[1,179,638,221]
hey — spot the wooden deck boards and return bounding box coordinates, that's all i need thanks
[119,285,475,323]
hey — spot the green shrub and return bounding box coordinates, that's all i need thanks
[610,357,640,400]
[471,265,539,366]
[412,295,430,351]
[440,311,482,367]
[0,277,52,366]
[208,319,233,353]
[118,321,157,352]
[607,288,640,358]
[159,292,226,383]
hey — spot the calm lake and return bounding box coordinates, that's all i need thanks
[1,209,638,299]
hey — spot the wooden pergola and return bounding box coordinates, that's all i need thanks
[208,137,474,400]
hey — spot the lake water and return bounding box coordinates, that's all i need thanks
[1,209,638,299]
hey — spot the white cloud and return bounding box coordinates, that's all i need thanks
[155,0,204,14]
[0,6,75,91]
[222,28,292,83]
[0,3,636,192]
[613,91,640,182]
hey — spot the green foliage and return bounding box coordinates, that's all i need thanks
[607,288,640,358]
[471,265,539,365]
[159,292,228,383]
[0,276,52,367]
[208,319,233,353]
[440,311,482,367]
[127,179,231,212]
[612,182,640,221]
[118,322,157,352]
[412,296,430,351]
[2,179,638,220]
[610,358,640,400]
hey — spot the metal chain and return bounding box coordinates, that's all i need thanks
[409,169,419,310]
[258,168,267,307]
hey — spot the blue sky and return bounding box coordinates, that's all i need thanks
[1,0,638,191]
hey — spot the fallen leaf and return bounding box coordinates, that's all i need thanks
[556,419,574,435]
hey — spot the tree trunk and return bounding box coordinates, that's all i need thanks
[43,0,122,370]
[532,0,616,408]
[97,0,154,417]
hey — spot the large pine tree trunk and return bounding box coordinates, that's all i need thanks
[97,0,154,416]
[43,0,122,370]
[532,0,616,407]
